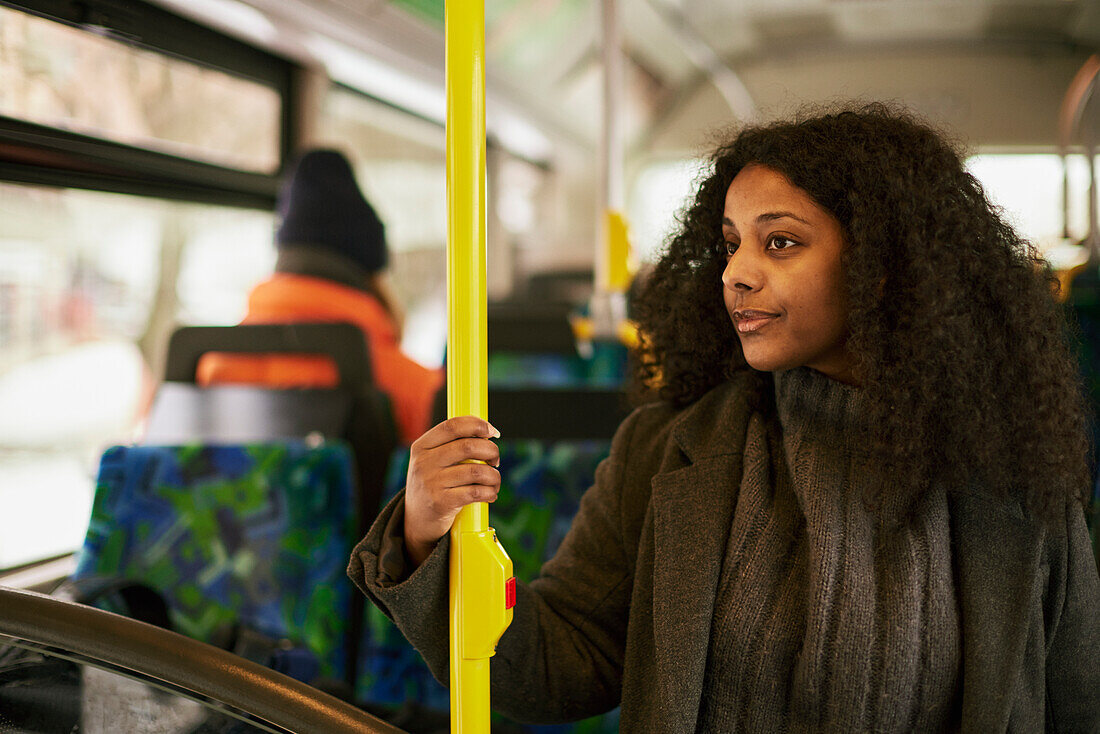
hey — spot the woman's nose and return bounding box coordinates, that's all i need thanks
[722,247,760,292]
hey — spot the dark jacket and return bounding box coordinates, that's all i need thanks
[349,371,1100,732]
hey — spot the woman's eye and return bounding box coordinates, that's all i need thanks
[768,236,797,251]
[723,240,739,256]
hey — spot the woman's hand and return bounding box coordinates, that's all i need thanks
[404,416,501,567]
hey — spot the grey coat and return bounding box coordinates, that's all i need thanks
[349,372,1100,732]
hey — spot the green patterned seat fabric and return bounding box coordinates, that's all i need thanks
[72,442,358,682]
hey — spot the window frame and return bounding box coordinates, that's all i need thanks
[0,0,297,208]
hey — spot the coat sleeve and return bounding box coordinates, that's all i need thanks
[1044,501,1100,732]
[348,406,664,724]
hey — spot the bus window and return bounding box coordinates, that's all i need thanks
[175,210,275,326]
[966,153,1092,270]
[0,1,291,571]
[0,5,282,173]
[629,158,705,264]
[0,181,273,571]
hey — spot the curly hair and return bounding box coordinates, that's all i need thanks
[631,102,1090,522]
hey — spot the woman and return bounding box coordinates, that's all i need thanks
[348,104,1100,732]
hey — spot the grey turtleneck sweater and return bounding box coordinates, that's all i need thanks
[697,368,961,732]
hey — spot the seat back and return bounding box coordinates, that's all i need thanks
[144,323,401,689]
[165,322,373,387]
[145,383,352,444]
[71,442,361,683]
[486,301,579,356]
[149,323,398,530]
[484,299,631,391]
[489,387,631,441]
[431,386,633,442]
[485,300,593,390]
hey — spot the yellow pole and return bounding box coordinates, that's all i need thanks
[446,2,514,732]
[601,210,632,293]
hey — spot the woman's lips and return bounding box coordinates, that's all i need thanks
[732,309,779,333]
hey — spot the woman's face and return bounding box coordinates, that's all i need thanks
[721,164,856,383]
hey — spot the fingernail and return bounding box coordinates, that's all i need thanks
[487,422,501,439]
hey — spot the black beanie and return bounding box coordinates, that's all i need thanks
[275,149,388,273]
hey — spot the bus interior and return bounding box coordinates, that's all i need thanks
[0,0,1098,731]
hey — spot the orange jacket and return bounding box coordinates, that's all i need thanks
[197,274,443,445]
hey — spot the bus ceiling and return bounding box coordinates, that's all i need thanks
[142,0,1100,165]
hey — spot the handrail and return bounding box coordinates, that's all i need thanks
[0,586,404,734]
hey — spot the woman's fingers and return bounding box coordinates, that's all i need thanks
[413,416,499,452]
[415,463,501,518]
[426,481,501,519]
[404,470,500,566]
[435,462,501,492]
[410,417,500,476]
[424,436,500,468]
[408,440,500,490]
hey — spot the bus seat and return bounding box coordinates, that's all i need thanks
[523,269,594,306]
[487,301,579,355]
[430,386,632,442]
[487,301,591,390]
[485,300,630,390]
[165,322,372,388]
[69,441,362,685]
[489,388,631,441]
[355,439,620,732]
[145,384,352,443]
[147,322,398,532]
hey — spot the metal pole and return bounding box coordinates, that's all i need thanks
[596,0,624,295]
[590,0,631,342]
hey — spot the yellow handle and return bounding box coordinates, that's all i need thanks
[601,209,632,293]
[446,2,513,732]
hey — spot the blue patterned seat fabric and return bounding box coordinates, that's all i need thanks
[356,440,621,733]
[72,442,359,682]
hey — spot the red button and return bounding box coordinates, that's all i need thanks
[504,577,516,609]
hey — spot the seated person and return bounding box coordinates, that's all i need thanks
[199,149,443,445]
